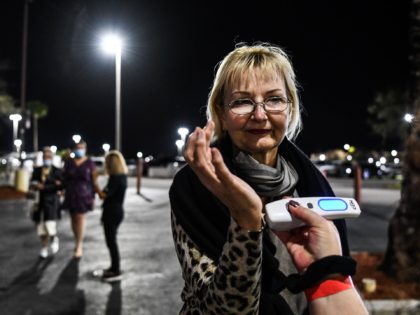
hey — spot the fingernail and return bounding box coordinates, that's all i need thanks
[288,200,300,208]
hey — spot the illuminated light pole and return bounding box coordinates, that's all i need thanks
[176,140,185,157]
[72,134,81,144]
[9,114,22,146]
[404,113,414,123]
[101,33,123,152]
[102,143,111,154]
[14,139,23,153]
[136,151,143,194]
[177,127,189,143]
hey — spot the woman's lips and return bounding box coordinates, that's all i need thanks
[247,129,271,135]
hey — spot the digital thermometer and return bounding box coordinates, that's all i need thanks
[265,197,361,231]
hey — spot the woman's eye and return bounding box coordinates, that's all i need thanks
[268,96,285,103]
[232,99,253,107]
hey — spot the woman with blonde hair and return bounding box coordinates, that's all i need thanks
[98,150,128,282]
[170,43,367,314]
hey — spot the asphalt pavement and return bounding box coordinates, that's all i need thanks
[0,177,183,315]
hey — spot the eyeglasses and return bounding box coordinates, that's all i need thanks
[227,96,291,115]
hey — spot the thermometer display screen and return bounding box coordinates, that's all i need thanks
[318,199,348,211]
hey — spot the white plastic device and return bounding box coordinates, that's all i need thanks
[265,197,361,231]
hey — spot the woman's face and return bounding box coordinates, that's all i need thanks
[221,71,289,158]
[74,143,87,158]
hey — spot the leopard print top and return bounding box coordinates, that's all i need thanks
[171,211,307,315]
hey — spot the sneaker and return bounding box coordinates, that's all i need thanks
[92,269,106,278]
[102,270,122,282]
[39,247,49,258]
[50,236,59,254]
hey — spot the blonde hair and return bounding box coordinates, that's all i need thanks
[207,43,302,141]
[105,150,128,175]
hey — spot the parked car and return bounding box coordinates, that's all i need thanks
[146,156,186,178]
[91,156,105,174]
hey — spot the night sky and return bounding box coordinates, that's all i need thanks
[0,0,410,159]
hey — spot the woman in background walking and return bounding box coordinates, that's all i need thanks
[30,146,63,258]
[63,140,100,258]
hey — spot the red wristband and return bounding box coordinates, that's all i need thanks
[304,276,352,302]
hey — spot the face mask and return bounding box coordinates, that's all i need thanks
[74,149,86,158]
[43,159,52,167]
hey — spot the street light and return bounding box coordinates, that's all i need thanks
[72,134,81,143]
[102,143,111,154]
[343,143,350,151]
[50,145,57,154]
[176,140,185,156]
[9,114,22,144]
[14,139,22,153]
[404,113,414,123]
[178,127,189,143]
[101,32,123,152]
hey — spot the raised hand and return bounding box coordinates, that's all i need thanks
[184,121,263,231]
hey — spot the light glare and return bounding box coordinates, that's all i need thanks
[404,113,414,123]
[101,33,123,55]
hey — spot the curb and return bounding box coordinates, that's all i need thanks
[364,299,420,315]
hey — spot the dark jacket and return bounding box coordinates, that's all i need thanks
[31,166,63,222]
[170,136,349,315]
[102,174,127,222]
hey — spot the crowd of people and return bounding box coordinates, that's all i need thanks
[29,141,128,282]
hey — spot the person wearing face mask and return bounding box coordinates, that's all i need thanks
[30,146,63,258]
[62,140,101,258]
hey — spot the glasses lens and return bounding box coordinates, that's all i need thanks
[230,99,254,115]
[265,96,289,112]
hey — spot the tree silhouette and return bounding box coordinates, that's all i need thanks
[27,100,48,152]
[381,0,420,281]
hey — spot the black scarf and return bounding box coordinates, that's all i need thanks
[169,136,349,315]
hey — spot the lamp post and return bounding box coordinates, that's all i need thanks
[175,140,185,157]
[177,127,189,157]
[9,114,22,145]
[14,139,23,154]
[19,0,32,153]
[102,143,110,154]
[136,151,143,194]
[101,33,123,152]
[177,127,189,143]
[72,134,81,144]
[404,113,414,123]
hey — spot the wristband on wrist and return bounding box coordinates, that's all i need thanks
[285,255,357,294]
[304,276,353,302]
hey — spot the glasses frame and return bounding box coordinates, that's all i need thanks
[226,96,291,115]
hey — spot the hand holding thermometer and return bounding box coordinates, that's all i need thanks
[265,197,361,231]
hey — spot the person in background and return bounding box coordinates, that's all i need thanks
[62,140,100,258]
[97,150,128,282]
[30,146,63,258]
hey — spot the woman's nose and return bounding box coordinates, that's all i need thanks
[251,104,268,121]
